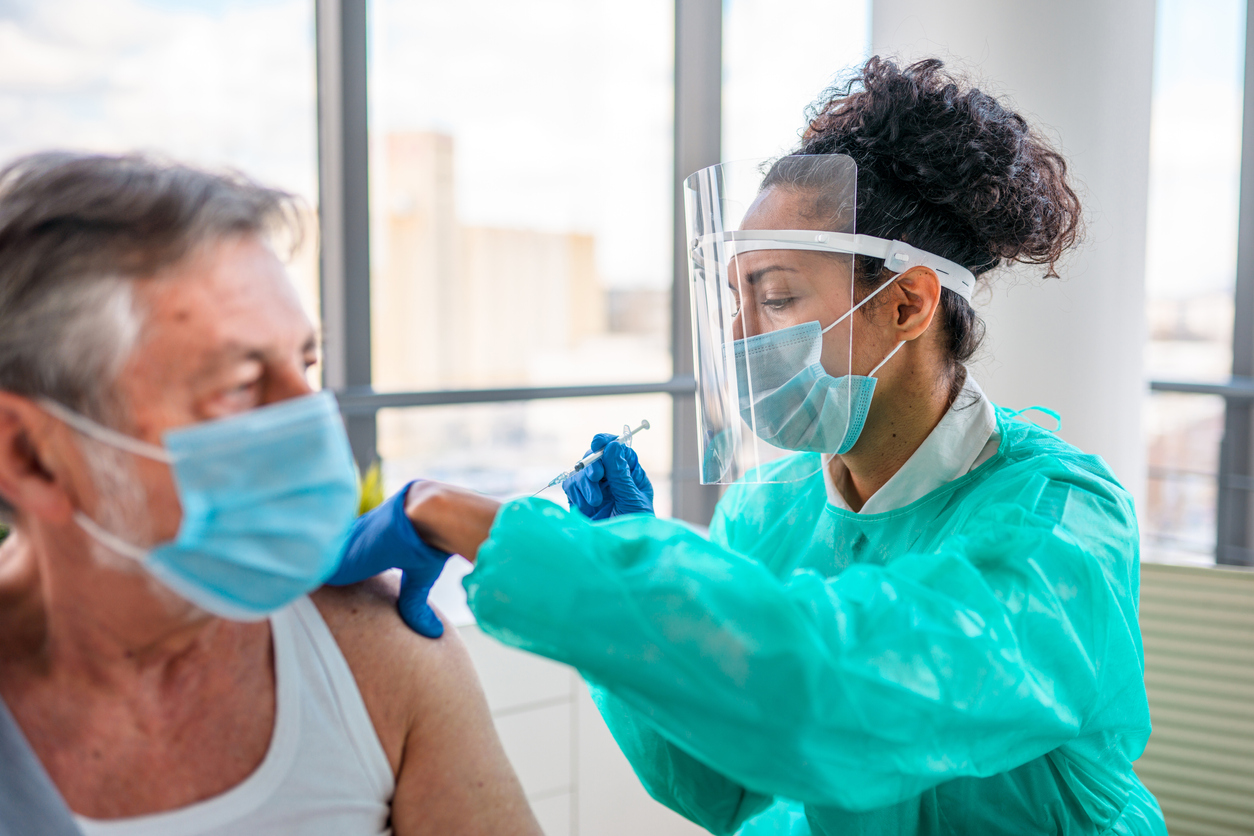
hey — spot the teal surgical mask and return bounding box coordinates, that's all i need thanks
[733,277,904,455]
[42,391,360,620]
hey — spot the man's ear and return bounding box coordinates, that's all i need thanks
[0,392,76,525]
[892,266,943,341]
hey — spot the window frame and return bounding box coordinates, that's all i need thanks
[1149,1,1254,566]
[315,0,721,523]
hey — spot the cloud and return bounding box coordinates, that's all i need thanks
[0,0,317,200]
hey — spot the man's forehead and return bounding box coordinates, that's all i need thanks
[132,236,316,366]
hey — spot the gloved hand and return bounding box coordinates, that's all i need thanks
[327,480,451,638]
[562,433,654,519]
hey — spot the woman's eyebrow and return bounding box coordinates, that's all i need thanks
[727,265,799,289]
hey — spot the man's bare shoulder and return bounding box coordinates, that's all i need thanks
[311,575,540,836]
[310,574,469,770]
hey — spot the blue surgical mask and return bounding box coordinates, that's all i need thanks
[732,277,904,455]
[42,391,360,620]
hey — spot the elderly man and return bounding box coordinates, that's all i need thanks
[0,153,540,835]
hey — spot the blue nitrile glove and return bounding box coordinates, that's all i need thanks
[562,433,654,519]
[327,480,451,637]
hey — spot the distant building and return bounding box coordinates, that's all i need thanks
[372,130,607,392]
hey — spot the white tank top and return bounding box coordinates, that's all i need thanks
[75,597,395,836]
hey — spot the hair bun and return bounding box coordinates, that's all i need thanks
[802,57,1081,277]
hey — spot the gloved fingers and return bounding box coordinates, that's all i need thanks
[630,461,654,502]
[589,432,618,453]
[619,443,640,469]
[603,441,654,514]
[398,570,445,638]
[583,458,606,484]
[603,442,642,496]
[578,473,606,507]
[562,470,605,515]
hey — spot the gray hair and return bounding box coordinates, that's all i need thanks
[0,151,303,521]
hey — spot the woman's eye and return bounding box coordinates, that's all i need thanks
[762,297,795,311]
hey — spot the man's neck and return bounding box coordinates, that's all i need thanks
[832,358,958,512]
[0,527,278,822]
[0,525,228,683]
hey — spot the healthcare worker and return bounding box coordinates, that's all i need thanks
[332,57,1165,835]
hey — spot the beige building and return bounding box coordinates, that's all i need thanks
[372,131,607,393]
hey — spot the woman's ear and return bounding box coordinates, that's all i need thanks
[892,266,942,340]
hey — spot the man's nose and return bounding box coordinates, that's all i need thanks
[264,365,317,406]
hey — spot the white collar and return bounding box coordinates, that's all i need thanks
[823,374,999,514]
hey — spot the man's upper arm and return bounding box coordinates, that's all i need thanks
[313,576,541,836]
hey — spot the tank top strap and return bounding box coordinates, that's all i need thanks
[287,597,394,800]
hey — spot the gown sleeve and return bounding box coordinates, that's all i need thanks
[463,465,1147,814]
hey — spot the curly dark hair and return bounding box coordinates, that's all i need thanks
[783,56,1082,381]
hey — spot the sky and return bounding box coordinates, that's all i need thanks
[0,0,1233,298]
[0,0,870,291]
[0,0,319,199]
[1144,0,1246,300]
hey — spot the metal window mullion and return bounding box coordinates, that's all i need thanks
[671,0,723,525]
[1217,1,1254,566]
[334,378,697,415]
[316,0,377,471]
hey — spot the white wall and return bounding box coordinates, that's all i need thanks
[871,0,1156,504]
[458,622,707,836]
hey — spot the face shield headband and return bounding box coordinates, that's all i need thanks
[692,230,975,302]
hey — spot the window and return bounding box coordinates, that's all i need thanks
[363,0,676,506]
[723,0,869,160]
[0,0,322,331]
[1143,0,1247,565]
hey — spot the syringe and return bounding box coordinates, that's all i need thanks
[538,420,650,493]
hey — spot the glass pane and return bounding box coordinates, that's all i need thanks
[377,393,673,514]
[367,0,674,394]
[381,394,673,624]
[1142,0,1244,564]
[723,0,870,161]
[0,0,322,335]
[1144,393,1223,564]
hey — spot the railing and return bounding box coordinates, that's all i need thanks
[1149,378,1254,566]
[333,377,697,416]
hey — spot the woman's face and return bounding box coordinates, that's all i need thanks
[730,186,858,374]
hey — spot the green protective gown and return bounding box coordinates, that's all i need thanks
[464,408,1167,835]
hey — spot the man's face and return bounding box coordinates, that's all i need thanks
[88,233,319,547]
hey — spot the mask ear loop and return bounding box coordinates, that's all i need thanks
[38,399,170,562]
[39,399,173,463]
[816,269,908,376]
[73,510,151,562]
[819,271,903,335]
[868,340,905,378]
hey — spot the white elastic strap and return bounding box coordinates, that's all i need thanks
[39,399,172,463]
[819,271,903,335]
[699,230,976,302]
[73,510,150,563]
[869,340,906,378]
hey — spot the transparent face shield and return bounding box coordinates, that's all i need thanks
[687,155,862,485]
